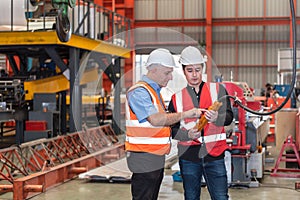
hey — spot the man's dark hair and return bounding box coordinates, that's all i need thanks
[265,83,273,90]
[182,64,204,71]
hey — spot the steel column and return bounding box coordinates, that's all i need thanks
[69,47,82,132]
[206,0,212,82]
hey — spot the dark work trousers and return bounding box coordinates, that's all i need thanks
[131,168,164,200]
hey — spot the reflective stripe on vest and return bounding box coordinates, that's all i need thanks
[209,82,218,102]
[195,133,226,143]
[126,119,164,128]
[125,81,171,155]
[126,136,170,144]
[175,91,198,130]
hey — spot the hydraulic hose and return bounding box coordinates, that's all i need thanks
[227,0,297,116]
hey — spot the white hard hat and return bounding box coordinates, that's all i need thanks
[179,46,206,65]
[145,48,176,68]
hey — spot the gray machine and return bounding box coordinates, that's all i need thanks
[231,114,269,186]
[24,93,59,142]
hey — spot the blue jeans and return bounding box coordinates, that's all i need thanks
[179,158,229,200]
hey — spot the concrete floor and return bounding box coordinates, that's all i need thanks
[24,169,300,200]
[0,134,300,200]
[22,146,300,199]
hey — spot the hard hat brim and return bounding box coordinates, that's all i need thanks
[146,62,178,68]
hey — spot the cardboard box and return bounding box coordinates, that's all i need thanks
[275,108,297,152]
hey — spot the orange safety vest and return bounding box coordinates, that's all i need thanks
[172,82,228,157]
[125,81,171,155]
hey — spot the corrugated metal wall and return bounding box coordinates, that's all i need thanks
[213,0,235,18]
[134,0,298,90]
[184,0,206,19]
[266,0,291,16]
[135,0,156,20]
[157,0,182,19]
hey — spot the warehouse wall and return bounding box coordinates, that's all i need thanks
[134,0,299,90]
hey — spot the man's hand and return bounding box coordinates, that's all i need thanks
[297,107,300,117]
[188,128,201,140]
[182,108,206,119]
[205,110,218,123]
[148,108,204,127]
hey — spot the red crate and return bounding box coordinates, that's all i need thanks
[25,121,47,131]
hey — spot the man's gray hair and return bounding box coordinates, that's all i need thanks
[146,64,159,71]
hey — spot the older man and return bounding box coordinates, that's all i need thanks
[125,48,202,200]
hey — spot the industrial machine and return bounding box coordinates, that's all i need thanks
[223,81,269,186]
[0,0,131,146]
[0,79,23,109]
[0,0,73,42]
[52,0,75,42]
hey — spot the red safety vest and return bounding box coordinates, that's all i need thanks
[171,82,228,157]
[125,81,171,155]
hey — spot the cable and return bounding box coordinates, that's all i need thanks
[225,0,297,116]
